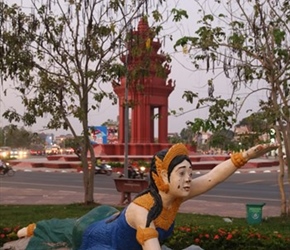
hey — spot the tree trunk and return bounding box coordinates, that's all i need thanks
[81,97,96,204]
[81,133,95,204]
[285,168,290,217]
[284,125,290,217]
[278,162,287,216]
[81,149,95,204]
[278,120,290,217]
[87,143,96,204]
[275,125,288,216]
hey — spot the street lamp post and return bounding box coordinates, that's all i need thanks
[124,54,129,178]
[122,8,141,178]
[123,24,133,178]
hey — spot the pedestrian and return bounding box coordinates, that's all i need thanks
[0,159,6,173]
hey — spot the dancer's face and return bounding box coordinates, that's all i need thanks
[168,160,192,197]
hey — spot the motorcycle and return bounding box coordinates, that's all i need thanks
[119,166,146,179]
[0,162,15,177]
[95,163,113,176]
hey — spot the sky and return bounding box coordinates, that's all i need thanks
[0,0,268,136]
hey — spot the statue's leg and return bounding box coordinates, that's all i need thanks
[72,205,119,250]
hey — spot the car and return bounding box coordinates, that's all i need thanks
[45,145,60,155]
[0,147,11,159]
[4,148,28,159]
[64,148,74,154]
[30,149,45,156]
[10,148,19,158]
[18,149,28,158]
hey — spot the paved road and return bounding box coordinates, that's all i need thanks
[0,164,287,218]
[0,170,284,206]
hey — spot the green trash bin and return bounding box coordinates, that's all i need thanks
[246,203,265,225]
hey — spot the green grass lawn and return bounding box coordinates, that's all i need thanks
[1,203,289,234]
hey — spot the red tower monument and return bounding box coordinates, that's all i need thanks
[96,17,175,158]
[113,18,175,152]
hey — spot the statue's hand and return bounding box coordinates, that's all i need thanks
[244,143,279,160]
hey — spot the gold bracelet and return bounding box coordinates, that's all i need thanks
[231,152,248,168]
[136,226,159,245]
[26,223,36,237]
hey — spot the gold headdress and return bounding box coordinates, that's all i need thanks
[152,143,188,193]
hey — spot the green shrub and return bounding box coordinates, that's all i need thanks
[109,161,124,168]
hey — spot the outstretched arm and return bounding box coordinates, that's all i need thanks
[185,143,279,200]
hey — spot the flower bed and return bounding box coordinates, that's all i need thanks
[0,226,20,247]
[163,225,290,250]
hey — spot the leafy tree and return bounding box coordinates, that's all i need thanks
[235,111,275,147]
[101,119,118,127]
[167,133,182,144]
[237,112,271,135]
[180,126,195,145]
[0,0,169,204]
[209,129,234,151]
[174,1,290,216]
[0,125,43,148]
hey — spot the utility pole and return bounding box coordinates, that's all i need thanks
[124,23,133,178]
